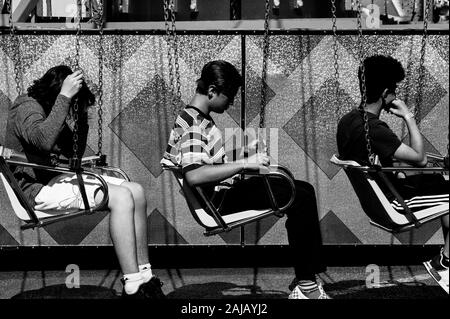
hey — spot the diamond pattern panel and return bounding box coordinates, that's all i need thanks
[110,74,184,178]
[320,211,362,244]
[0,33,447,247]
[283,79,357,179]
[227,67,276,125]
[398,64,447,122]
[0,91,11,145]
[337,35,405,61]
[253,34,325,77]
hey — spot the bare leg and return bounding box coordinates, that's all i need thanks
[121,181,150,266]
[95,184,139,274]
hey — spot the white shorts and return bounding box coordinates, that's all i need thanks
[34,173,126,213]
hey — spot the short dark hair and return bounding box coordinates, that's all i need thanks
[358,55,405,104]
[196,60,242,99]
[27,65,95,115]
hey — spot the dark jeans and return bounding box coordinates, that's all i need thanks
[213,176,326,280]
[393,173,448,199]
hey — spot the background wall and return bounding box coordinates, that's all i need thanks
[0,32,448,246]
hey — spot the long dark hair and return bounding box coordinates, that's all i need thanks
[27,65,95,115]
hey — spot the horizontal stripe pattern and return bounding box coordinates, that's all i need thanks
[161,107,226,171]
[391,194,449,212]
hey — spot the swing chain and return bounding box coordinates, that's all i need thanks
[231,0,238,20]
[416,0,430,122]
[97,0,104,157]
[330,0,339,112]
[163,0,181,119]
[356,0,375,166]
[259,0,270,131]
[71,0,83,165]
[7,0,23,96]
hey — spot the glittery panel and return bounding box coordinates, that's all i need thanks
[227,67,276,126]
[428,35,449,64]
[252,35,325,77]
[0,91,11,144]
[337,35,406,61]
[110,74,184,178]
[16,35,58,71]
[82,35,148,72]
[176,35,236,74]
[283,79,357,179]
[0,33,448,247]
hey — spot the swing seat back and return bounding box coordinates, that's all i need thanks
[0,148,111,230]
[330,154,449,233]
[161,159,296,236]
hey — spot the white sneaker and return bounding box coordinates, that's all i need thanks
[423,260,449,294]
[288,283,331,299]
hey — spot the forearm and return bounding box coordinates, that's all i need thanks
[25,95,71,151]
[184,162,245,186]
[404,113,425,161]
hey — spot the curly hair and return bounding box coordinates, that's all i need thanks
[358,55,405,104]
[27,65,95,116]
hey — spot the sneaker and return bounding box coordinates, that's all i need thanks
[120,279,147,299]
[423,249,449,294]
[141,276,167,299]
[288,283,331,299]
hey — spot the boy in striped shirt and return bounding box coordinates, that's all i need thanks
[162,60,330,299]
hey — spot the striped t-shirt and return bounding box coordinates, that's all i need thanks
[161,106,227,175]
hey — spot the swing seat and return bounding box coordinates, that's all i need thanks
[330,154,449,233]
[0,146,129,230]
[161,159,296,236]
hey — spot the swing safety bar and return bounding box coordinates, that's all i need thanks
[330,154,449,233]
[162,162,296,236]
[0,149,110,230]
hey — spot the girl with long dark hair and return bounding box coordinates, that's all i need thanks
[5,65,165,299]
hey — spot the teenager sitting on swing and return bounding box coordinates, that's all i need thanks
[336,55,449,294]
[161,60,330,299]
[5,65,165,299]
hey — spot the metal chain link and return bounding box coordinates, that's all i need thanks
[7,0,23,96]
[97,0,104,156]
[72,0,83,161]
[356,0,375,166]
[257,0,270,155]
[330,0,340,118]
[416,0,429,124]
[171,0,182,113]
[163,0,180,120]
[259,0,270,130]
[231,0,238,20]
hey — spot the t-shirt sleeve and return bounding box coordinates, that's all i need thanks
[370,122,402,159]
[180,125,210,175]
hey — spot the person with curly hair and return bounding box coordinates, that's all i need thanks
[5,65,165,299]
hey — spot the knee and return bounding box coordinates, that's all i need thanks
[125,182,147,203]
[109,186,134,211]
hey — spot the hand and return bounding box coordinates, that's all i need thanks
[60,70,84,99]
[243,153,270,171]
[386,99,411,119]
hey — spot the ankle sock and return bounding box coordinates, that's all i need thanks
[139,263,153,283]
[297,280,320,298]
[123,272,144,295]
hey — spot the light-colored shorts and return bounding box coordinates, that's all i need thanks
[34,173,126,213]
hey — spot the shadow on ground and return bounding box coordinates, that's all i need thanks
[7,281,447,299]
[167,282,288,299]
[324,280,447,299]
[10,284,119,299]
